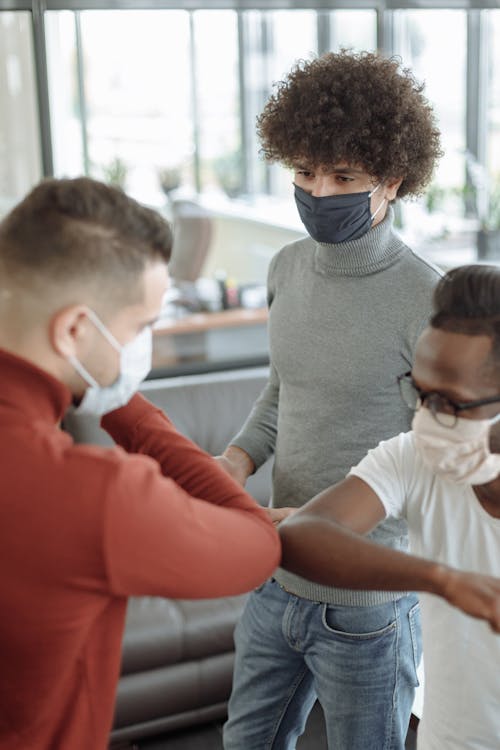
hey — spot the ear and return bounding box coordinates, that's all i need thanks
[384,176,403,201]
[49,305,91,359]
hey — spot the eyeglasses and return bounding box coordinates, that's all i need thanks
[397,370,500,427]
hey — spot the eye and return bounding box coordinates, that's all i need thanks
[295,169,314,179]
[336,175,355,183]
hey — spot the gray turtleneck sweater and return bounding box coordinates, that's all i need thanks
[231,207,442,605]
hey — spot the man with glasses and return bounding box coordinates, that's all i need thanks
[279,264,500,750]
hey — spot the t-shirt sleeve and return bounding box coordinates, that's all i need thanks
[348,432,416,520]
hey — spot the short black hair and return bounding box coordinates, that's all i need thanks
[257,50,442,198]
[0,176,172,305]
[431,264,500,368]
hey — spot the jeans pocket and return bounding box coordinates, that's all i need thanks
[321,601,398,641]
[408,601,422,686]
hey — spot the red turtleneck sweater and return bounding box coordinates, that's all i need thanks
[0,349,280,750]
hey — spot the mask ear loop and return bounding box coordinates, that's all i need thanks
[369,183,387,222]
[85,308,122,353]
[67,354,100,389]
[66,309,121,389]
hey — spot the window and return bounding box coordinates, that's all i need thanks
[0,11,42,216]
[193,11,240,198]
[392,9,471,264]
[46,10,194,205]
[44,6,379,209]
[2,1,500,374]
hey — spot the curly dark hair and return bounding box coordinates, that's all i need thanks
[257,50,443,198]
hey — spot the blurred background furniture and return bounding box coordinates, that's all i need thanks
[152,307,269,376]
[168,199,213,283]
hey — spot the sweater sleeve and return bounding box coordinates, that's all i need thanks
[229,362,279,469]
[103,451,281,598]
[225,251,281,469]
[102,393,269,508]
[100,398,280,597]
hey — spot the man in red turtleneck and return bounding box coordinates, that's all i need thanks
[0,177,280,750]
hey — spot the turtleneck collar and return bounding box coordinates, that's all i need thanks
[313,205,406,278]
[0,348,72,424]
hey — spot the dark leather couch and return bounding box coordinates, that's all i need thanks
[63,366,272,746]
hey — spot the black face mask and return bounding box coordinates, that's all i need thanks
[294,183,384,244]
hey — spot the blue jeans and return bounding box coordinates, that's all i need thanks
[223,578,421,750]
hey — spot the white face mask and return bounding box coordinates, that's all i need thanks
[67,308,152,416]
[412,407,500,485]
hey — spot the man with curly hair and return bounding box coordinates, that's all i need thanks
[220,51,443,750]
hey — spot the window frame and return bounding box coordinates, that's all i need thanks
[0,0,497,223]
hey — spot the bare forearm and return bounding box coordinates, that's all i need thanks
[277,471,500,629]
[279,515,448,595]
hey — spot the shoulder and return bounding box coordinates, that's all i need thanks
[385,237,442,331]
[395,239,444,288]
[358,431,417,472]
[349,432,423,518]
[267,236,315,300]
[269,236,314,277]
[349,434,415,493]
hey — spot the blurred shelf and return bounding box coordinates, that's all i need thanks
[151,307,269,375]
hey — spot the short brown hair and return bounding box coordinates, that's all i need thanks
[257,50,442,198]
[0,177,172,304]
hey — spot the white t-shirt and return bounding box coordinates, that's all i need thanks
[349,431,500,750]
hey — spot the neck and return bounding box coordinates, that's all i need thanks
[0,325,68,390]
[473,481,500,518]
[313,204,405,278]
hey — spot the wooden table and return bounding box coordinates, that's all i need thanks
[152,307,269,373]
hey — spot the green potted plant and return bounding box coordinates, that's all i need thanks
[101,156,128,190]
[424,182,447,215]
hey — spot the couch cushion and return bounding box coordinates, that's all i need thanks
[113,654,234,732]
[121,594,248,675]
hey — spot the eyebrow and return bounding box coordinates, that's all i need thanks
[411,375,472,404]
[294,165,365,175]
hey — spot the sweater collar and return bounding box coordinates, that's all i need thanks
[0,348,72,424]
[313,205,405,277]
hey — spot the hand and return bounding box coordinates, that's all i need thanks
[213,447,254,487]
[440,567,500,633]
[266,507,298,527]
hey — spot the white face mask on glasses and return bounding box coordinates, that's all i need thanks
[412,406,500,485]
[67,308,152,417]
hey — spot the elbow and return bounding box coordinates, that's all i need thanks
[264,524,282,575]
[258,518,282,573]
[247,517,282,587]
[278,519,309,577]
